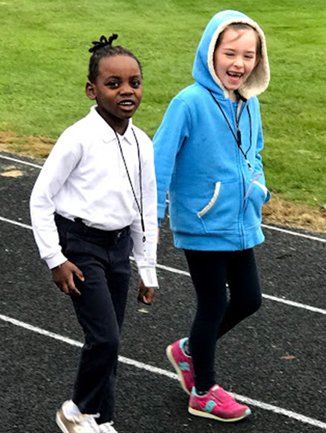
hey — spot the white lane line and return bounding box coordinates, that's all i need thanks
[261,223,326,243]
[155,263,326,315]
[262,294,326,315]
[0,154,42,169]
[0,216,32,230]
[1,313,326,430]
[1,215,326,316]
[1,153,326,243]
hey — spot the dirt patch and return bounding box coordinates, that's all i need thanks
[1,132,325,234]
[263,196,326,234]
[0,131,54,158]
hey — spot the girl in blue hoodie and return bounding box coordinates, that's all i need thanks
[154,10,271,422]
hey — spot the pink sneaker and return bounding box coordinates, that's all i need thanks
[166,338,194,395]
[189,384,251,422]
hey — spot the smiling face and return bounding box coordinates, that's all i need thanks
[86,54,143,134]
[213,26,259,99]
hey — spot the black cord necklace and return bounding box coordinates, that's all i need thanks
[114,128,146,242]
[209,90,253,170]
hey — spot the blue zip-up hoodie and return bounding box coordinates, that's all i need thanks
[154,10,271,251]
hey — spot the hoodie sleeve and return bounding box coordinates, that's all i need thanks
[153,96,191,222]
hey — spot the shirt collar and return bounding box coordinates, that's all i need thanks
[89,106,134,145]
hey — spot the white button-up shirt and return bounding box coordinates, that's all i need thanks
[30,106,158,287]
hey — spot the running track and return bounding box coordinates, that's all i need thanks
[0,152,325,433]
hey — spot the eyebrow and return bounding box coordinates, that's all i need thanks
[105,74,142,79]
[223,47,256,54]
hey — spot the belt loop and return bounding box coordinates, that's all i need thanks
[74,217,87,234]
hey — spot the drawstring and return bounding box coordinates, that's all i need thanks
[114,128,146,242]
[209,90,253,171]
[246,105,253,157]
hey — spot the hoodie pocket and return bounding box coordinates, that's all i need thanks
[196,180,241,233]
[244,179,270,224]
[197,181,221,217]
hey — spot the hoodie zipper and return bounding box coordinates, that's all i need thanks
[209,93,254,201]
[209,91,254,249]
[209,91,252,171]
[235,101,246,250]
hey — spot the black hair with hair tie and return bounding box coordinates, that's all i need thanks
[87,33,142,82]
[89,33,119,53]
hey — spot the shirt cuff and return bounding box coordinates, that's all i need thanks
[46,252,68,270]
[139,266,159,288]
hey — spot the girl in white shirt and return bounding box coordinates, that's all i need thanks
[30,34,158,433]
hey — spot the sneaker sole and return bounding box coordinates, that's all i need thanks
[55,412,70,433]
[188,406,252,422]
[166,345,191,395]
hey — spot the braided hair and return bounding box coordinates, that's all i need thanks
[88,33,143,83]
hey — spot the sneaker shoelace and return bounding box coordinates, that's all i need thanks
[99,422,117,433]
[71,413,100,432]
[210,386,240,408]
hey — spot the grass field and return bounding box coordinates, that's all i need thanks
[0,0,325,213]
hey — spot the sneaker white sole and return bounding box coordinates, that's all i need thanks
[166,345,191,395]
[188,406,252,422]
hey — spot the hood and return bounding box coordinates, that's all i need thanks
[192,10,270,99]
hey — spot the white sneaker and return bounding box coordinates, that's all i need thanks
[56,401,100,433]
[99,422,118,433]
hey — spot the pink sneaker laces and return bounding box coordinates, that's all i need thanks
[210,385,239,407]
[190,384,251,421]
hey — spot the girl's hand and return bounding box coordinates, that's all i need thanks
[51,261,85,296]
[137,279,155,305]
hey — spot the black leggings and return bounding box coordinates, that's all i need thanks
[184,248,262,392]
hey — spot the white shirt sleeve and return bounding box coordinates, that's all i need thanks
[29,129,80,269]
[129,130,159,288]
[30,111,159,288]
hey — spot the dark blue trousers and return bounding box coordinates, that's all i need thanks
[184,248,262,392]
[55,215,133,423]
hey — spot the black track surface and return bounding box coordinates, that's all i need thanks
[0,152,325,433]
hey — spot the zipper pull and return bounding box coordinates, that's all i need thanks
[246,159,253,171]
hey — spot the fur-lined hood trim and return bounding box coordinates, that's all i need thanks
[192,10,270,99]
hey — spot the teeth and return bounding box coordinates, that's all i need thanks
[120,101,133,106]
[228,72,242,77]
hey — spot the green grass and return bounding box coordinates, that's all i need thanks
[0,0,325,208]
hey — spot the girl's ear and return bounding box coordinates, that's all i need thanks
[85,81,97,100]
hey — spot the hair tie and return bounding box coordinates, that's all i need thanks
[89,33,118,53]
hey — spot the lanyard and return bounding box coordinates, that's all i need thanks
[209,90,253,170]
[114,128,146,242]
